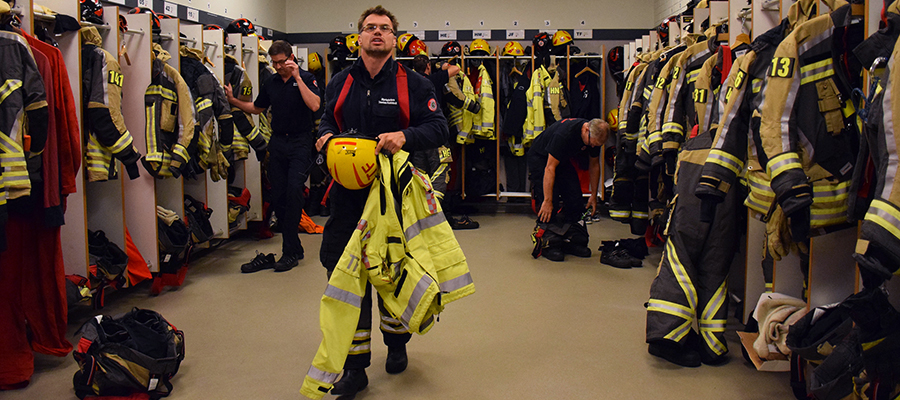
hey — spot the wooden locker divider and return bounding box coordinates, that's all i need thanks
[242,36,263,222]
[225,32,248,233]
[45,0,88,276]
[202,28,230,239]
[121,13,157,271]
[180,23,209,247]
[84,6,128,263]
[155,18,185,220]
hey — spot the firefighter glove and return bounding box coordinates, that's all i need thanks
[125,161,141,180]
[765,205,793,261]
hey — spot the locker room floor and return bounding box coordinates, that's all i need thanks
[7,213,795,399]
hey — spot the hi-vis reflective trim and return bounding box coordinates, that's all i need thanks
[441,272,474,293]
[633,210,649,219]
[380,321,408,334]
[687,69,701,83]
[752,79,763,94]
[662,122,684,136]
[799,58,834,85]
[400,273,436,328]
[405,211,447,241]
[146,86,177,102]
[701,281,727,331]
[666,320,694,342]
[348,342,371,354]
[609,209,631,219]
[702,324,728,354]
[172,144,189,162]
[798,26,835,55]
[622,132,639,141]
[195,98,213,111]
[810,208,847,225]
[748,174,774,194]
[648,131,663,144]
[110,132,134,154]
[707,149,744,175]
[647,299,695,321]
[323,284,363,308]
[246,125,262,140]
[812,180,850,202]
[765,282,774,291]
[643,87,653,99]
[481,121,495,128]
[306,365,339,385]
[865,200,900,240]
[0,79,23,105]
[766,153,801,178]
[665,239,698,310]
[699,319,727,332]
[481,92,494,100]
[618,120,627,131]
[146,103,159,153]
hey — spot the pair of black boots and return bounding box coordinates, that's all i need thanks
[599,238,647,269]
[240,251,302,273]
[648,330,728,368]
[330,345,408,397]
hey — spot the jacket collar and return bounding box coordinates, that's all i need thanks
[351,56,397,83]
[853,2,900,68]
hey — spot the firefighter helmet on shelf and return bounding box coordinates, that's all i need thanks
[406,39,427,56]
[330,35,347,53]
[326,135,379,191]
[345,33,359,53]
[469,39,490,56]
[440,41,462,57]
[308,52,322,73]
[397,33,417,52]
[118,15,128,33]
[502,41,525,56]
[226,18,255,35]
[657,19,671,46]
[158,14,175,20]
[203,24,223,30]
[80,0,103,25]
[607,46,624,75]
[532,32,551,53]
[128,7,160,34]
[552,30,573,47]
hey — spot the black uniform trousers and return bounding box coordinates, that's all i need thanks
[267,134,312,256]
[527,152,585,224]
[321,184,411,370]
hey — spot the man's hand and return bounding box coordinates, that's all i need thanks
[285,59,301,80]
[587,196,597,217]
[538,199,553,223]
[224,83,235,102]
[374,131,406,154]
[316,133,333,152]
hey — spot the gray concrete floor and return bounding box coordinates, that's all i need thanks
[4,213,795,399]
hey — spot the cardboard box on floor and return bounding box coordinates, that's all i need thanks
[737,331,790,372]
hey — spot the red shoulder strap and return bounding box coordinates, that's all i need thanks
[719,46,733,85]
[396,64,409,129]
[334,74,354,133]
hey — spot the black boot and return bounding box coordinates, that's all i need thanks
[648,339,701,367]
[385,345,408,374]
[542,247,565,262]
[330,368,368,396]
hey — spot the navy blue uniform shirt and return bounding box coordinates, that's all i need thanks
[254,69,319,138]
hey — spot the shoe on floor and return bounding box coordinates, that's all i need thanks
[601,248,636,269]
[385,345,408,374]
[452,215,479,230]
[241,252,276,273]
[563,243,591,258]
[648,340,701,368]
[330,368,368,396]
[273,252,303,272]
[542,247,565,262]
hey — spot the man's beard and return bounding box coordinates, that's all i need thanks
[364,46,392,57]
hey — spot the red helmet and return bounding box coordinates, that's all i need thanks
[532,32,551,53]
[405,39,428,57]
[203,24,223,31]
[118,15,128,33]
[440,41,461,57]
[128,7,160,34]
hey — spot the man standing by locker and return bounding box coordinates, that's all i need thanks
[226,40,321,272]
[314,5,449,397]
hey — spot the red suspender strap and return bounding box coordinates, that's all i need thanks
[334,74,354,133]
[720,46,733,85]
[396,64,410,129]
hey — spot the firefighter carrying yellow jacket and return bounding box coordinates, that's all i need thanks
[300,151,473,399]
[80,26,142,183]
[142,44,195,178]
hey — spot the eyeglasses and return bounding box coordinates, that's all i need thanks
[362,24,393,34]
[271,58,289,66]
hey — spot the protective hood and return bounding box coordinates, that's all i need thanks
[179,45,204,61]
[80,26,103,46]
[152,43,172,63]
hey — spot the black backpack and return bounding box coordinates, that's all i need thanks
[183,195,214,243]
[73,308,185,399]
[157,218,191,275]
